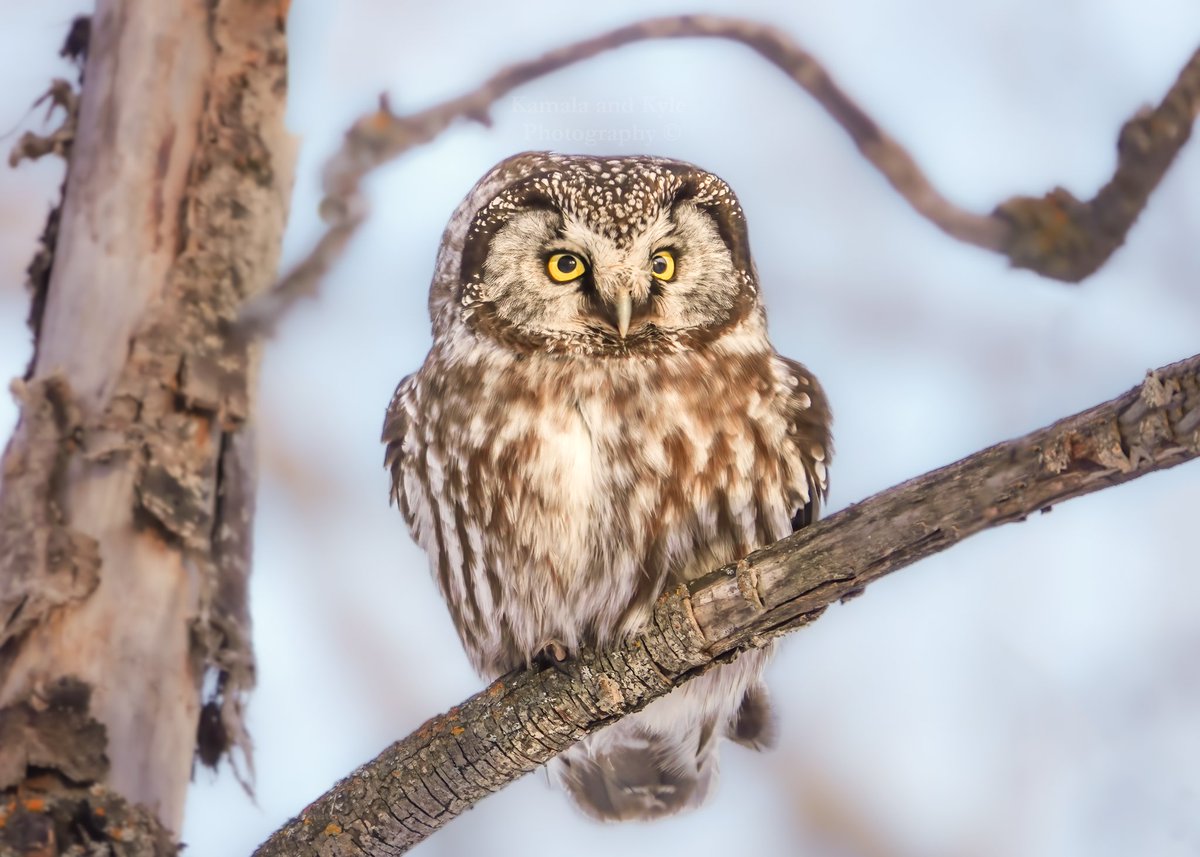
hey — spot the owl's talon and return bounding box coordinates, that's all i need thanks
[533,641,571,675]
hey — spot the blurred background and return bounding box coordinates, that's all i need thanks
[3,2,1199,855]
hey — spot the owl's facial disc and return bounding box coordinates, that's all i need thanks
[459,157,755,353]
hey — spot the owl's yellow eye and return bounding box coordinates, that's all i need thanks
[650,249,676,281]
[547,252,587,283]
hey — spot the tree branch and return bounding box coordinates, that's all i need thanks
[254,353,1200,856]
[236,18,1200,338]
[998,46,1200,280]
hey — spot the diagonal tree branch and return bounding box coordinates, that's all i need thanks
[254,353,1200,856]
[235,17,1200,338]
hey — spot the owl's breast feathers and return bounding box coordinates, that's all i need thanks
[383,331,830,676]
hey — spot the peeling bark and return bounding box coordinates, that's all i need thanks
[0,1,293,851]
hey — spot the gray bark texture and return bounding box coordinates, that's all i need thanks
[254,354,1200,857]
[0,2,293,854]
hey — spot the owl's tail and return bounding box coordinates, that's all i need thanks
[555,722,717,821]
[552,653,774,822]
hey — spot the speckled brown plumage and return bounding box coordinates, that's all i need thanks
[383,152,831,821]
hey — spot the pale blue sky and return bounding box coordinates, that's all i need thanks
[2,3,1199,856]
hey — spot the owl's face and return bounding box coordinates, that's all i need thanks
[447,154,760,355]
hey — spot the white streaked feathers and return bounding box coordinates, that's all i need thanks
[384,153,832,822]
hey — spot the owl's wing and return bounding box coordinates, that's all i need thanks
[776,356,833,533]
[381,374,417,515]
[725,357,832,753]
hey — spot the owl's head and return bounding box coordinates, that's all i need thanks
[430,153,761,356]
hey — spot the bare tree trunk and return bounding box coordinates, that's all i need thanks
[0,2,293,852]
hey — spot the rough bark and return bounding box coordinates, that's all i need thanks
[0,2,293,853]
[254,355,1200,856]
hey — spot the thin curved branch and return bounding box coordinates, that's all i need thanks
[240,14,998,336]
[254,354,1200,857]
[235,18,1200,337]
[997,46,1200,280]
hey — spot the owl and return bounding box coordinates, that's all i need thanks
[383,152,831,821]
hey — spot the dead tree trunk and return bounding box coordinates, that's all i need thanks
[0,3,292,853]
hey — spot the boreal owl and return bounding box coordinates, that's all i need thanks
[383,152,831,821]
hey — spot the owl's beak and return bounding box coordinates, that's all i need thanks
[614,290,633,339]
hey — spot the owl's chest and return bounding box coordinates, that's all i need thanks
[467,359,784,576]
[404,347,806,663]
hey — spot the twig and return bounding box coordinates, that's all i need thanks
[253,353,1200,857]
[235,18,1200,338]
[7,79,79,166]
